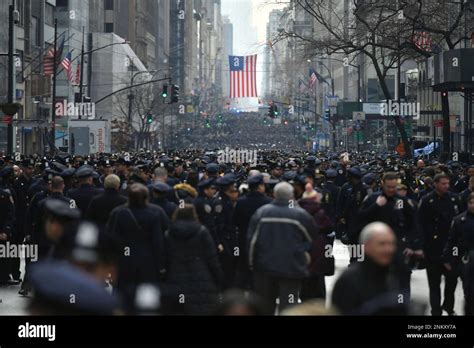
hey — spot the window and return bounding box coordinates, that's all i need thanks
[105,23,114,32]
[31,16,40,47]
[56,0,68,7]
[45,3,54,26]
[105,0,114,11]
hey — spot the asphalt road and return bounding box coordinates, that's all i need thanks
[0,241,466,315]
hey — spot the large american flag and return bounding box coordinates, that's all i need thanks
[229,55,258,98]
[61,52,74,83]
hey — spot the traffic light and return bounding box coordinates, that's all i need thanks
[268,101,279,118]
[205,119,211,128]
[147,113,153,124]
[162,85,168,98]
[324,109,330,121]
[267,102,274,118]
[171,84,180,103]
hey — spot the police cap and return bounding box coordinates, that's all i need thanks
[75,165,94,179]
[29,260,121,315]
[44,199,81,220]
[151,182,172,193]
[247,174,265,186]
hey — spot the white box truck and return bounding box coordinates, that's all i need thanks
[69,120,111,155]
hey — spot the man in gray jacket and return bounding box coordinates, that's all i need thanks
[248,182,317,313]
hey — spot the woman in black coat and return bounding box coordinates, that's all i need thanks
[106,184,166,296]
[162,204,223,315]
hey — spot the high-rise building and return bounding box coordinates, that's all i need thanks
[264,9,284,99]
[222,15,233,98]
[104,0,158,70]
[0,0,59,154]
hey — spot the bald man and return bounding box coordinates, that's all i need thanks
[332,222,407,315]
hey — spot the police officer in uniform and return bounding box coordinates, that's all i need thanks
[233,174,271,289]
[150,182,178,219]
[172,158,188,183]
[320,169,341,230]
[362,173,378,196]
[194,178,219,246]
[20,195,80,296]
[418,173,462,315]
[443,192,474,315]
[60,167,76,194]
[454,165,474,193]
[0,171,16,285]
[67,166,104,218]
[337,167,368,246]
[28,260,121,315]
[32,176,77,260]
[357,172,420,297]
[205,163,220,180]
[213,174,239,289]
[11,159,35,280]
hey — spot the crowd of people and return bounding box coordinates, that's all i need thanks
[0,149,473,316]
[174,113,304,150]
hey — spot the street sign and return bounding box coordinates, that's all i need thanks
[353,111,366,121]
[326,96,339,107]
[363,103,384,114]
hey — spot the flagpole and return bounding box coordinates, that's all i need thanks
[50,19,58,155]
[78,26,85,120]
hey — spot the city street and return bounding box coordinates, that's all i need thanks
[0,241,465,315]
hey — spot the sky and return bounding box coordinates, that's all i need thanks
[221,0,287,108]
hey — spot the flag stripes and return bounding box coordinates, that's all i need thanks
[229,55,258,99]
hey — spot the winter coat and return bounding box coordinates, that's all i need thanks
[162,221,223,315]
[106,204,166,294]
[298,198,335,276]
[247,200,317,279]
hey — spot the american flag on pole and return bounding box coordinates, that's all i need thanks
[412,31,433,52]
[74,59,81,86]
[43,48,55,76]
[61,52,74,83]
[309,68,318,87]
[229,55,258,98]
[43,36,65,76]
